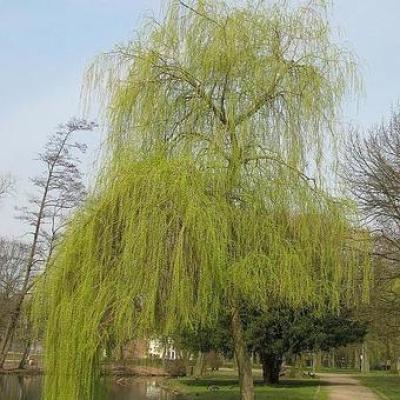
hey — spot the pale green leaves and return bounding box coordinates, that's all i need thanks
[37,1,367,400]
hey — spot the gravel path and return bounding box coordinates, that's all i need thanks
[319,373,381,400]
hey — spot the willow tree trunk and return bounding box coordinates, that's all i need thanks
[194,351,206,378]
[231,307,254,400]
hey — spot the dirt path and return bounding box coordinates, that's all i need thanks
[319,373,381,400]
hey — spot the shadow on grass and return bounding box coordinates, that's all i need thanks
[357,374,400,398]
[181,379,238,388]
[259,379,322,388]
[180,376,353,390]
[182,378,330,387]
[174,379,326,400]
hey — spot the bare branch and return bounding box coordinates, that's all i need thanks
[0,174,14,200]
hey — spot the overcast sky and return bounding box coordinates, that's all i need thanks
[0,0,399,238]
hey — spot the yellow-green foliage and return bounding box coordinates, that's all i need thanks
[35,1,368,399]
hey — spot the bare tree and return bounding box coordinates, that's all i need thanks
[0,239,28,368]
[0,118,96,368]
[344,107,400,368]
[344,108,400,264]
[0,239,28,327]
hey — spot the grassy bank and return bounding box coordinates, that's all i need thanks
[357,373,400,400]
[164,370,327,400]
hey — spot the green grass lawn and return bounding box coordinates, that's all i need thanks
[164,370,327,400]
[307,366,360,374]
[357,373,400,400]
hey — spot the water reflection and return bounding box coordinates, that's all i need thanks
[0,375,175,400]
[0,375,42,400]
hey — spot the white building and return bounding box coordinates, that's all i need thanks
[148,338,177,360]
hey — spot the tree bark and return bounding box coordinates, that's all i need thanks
[231,307,254,400]
[0,301,21,368]
[180,350,192,376]
[260,353,282,384]
[396,357,400,374]
[194,351,206,378]
[119,344,124,361]
[312,351,322,373]
[329,349,335,369]
[18,340,31,369]
[361,342,370,373]
[354,347,361,371]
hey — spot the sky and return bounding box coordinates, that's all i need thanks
[0,0,399,238]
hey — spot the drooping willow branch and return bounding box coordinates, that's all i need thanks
[34,2,368,400]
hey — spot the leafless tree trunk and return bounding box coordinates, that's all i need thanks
[17,339,31,369]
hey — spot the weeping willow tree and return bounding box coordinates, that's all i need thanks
[34,1,369,399]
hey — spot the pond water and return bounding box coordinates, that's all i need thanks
[0,375,176,400]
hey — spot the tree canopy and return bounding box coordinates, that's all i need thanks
[178,304,367,384]
[248,305,367,383]
[34,1,368,399]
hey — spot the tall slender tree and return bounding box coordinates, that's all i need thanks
[0,119,95,368]
[36,1,368,400]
